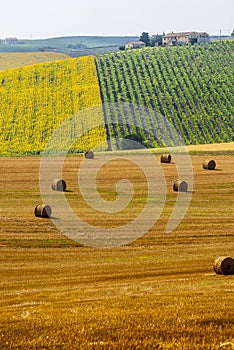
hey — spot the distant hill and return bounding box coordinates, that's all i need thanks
[0,36,139,56]
[0,52,69,71]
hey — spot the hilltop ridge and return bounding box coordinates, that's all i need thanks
[0,35,139,55]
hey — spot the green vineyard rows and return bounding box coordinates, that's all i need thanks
[96,41,234,149]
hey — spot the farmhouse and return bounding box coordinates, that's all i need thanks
[125,41,146,49]
[4,37,18,45]
[162,32,210,46]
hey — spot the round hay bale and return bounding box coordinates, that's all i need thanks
[51,178,66,192]
[173,180,188,192]
[213,256,234,275]
[34,204,52,218]
[202,159,216,170]
[84,150,94,159]
[161,154,171,163]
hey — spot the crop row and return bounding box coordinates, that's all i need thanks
[96,41,234,149]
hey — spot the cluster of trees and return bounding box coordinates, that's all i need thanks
[67,43,87,49]
[139,32,164,47]
[39,46,57,52]
[119,32,164,51]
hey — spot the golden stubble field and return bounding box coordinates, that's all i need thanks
[0,150,233,349]
[0,52,69,71]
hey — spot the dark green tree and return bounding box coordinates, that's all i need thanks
[150,33,163,47]
[231,29,234,36]
[139,32,150,46]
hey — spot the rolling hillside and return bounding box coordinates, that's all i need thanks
[0,41,233,155]
[96,41,234,149]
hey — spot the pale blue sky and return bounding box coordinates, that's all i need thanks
[1,0,233,39]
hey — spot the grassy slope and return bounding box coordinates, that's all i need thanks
[0,150,233,349]
[0,52,69,71]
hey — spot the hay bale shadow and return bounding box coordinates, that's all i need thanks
[213,256,234,275]
[50,216,60,221]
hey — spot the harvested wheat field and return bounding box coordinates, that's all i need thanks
[0,52,69,71]
[0,149,233,349]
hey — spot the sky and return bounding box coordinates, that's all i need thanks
[0,0,233,39]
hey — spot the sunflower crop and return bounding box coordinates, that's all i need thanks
[0,56,107,155]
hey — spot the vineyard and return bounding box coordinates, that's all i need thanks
[96,41,234,149]
[0,56,107,155]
